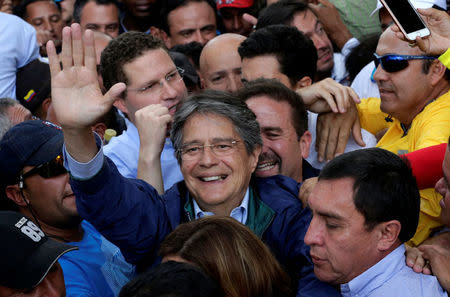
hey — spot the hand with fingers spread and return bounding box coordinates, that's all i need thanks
[315,101,365,162]
[296,78,360,114]
[136,104,172,194]
[47,23,126,161]
[391,8,450,56]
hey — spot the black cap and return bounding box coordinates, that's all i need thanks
[0,120,63,187]
[0,211,77,289]
[16,59,51,114]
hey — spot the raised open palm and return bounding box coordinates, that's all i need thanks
[47,24,125,130]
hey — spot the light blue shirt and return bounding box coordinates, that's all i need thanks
[193,188,249,224]
[103,118,183,190]
[59,221,135,297]
[340,245,448,297]
[0,13,39,99]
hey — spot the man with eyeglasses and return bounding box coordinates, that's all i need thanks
[99,31,187,191]
[0,120,135,297]
[46,25,340,296]
[354,27,450,246]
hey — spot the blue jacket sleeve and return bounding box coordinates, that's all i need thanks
[258,176,340,297]
[71,157,173,266]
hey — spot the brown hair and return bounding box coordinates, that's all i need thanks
[159,216,293,297]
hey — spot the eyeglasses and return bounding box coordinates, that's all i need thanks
[373,53,436,73]
[178,140,240,161]
[21,155,67,180]
[127,67,185,95]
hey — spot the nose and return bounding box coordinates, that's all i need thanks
[43,19,52,32]
[311,34,327,51]
[160,80,179,101]
[304,216,322,247]
[232,16,241,30]
[193,30,207,45]
[372,63,388,83]
[229,74,242,92]
[198,146,220,167]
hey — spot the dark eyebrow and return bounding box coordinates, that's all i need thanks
[261,127,282,134]
[200,24,216,31]
[178,29,195,36]
[314,209,344,221]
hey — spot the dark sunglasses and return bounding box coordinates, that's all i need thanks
[21,154,66,180]
[373,53,436,73]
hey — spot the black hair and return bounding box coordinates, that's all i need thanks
[119,261,225,297]
[319,148,420,243]
[237,78,308,139]
[256,0,308,30]
[160,0,217,35]
[238,24,317,86]
[72,0,119,23]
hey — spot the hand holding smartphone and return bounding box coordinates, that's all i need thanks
[380,0,431,41]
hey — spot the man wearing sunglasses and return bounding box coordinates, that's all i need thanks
[0,120,135,297]
[355,27,450,246]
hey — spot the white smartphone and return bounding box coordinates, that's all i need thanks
[380,0,430,41]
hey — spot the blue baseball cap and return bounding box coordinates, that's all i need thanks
[0,120,64,186]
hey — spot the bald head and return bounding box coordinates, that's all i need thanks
[199,33,246,93]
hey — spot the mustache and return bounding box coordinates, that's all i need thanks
[258,151,281,165]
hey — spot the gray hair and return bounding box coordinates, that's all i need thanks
[170,90,262,162]
[0,98,19,140]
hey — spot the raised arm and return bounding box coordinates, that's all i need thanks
[135,104,172,194]
[391,8,450,56]
[47,23,125,163]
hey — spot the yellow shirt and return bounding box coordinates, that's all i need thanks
[357,90,450,245]
[439,48,450,69]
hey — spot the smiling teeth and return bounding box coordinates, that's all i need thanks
[257,162,276,171]
[201,176,224,182]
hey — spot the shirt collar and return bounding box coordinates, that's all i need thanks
[192,188,250,224]
[340,245,406,297]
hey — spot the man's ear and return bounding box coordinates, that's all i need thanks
[299,130,312,159]
[376,220,401,251]
[428,60,447,86]
[159,30,172,49]
[92,122,107,140]
[113,97,128,115]
[295,76,313,89]
[5,184,28,207]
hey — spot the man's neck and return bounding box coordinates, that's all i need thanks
[400,83,450,127]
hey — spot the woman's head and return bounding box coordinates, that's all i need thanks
[159,216,292,297]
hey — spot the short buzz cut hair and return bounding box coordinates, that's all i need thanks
[160,0,217,35]
[238,24,317,86]
[100,31,167,93]
[14,0,61,19]
[256,0,309,30]
[237,78,308,140]
[72,0,119,23]
[319,148,420,243]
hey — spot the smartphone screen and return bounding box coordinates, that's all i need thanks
[382,0,426,33]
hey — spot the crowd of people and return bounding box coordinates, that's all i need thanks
[0,0,450,296]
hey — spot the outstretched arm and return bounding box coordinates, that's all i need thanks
[47,23,125,163]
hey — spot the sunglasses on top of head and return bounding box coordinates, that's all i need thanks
[373,53,437,73]
[20,154,67,180]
